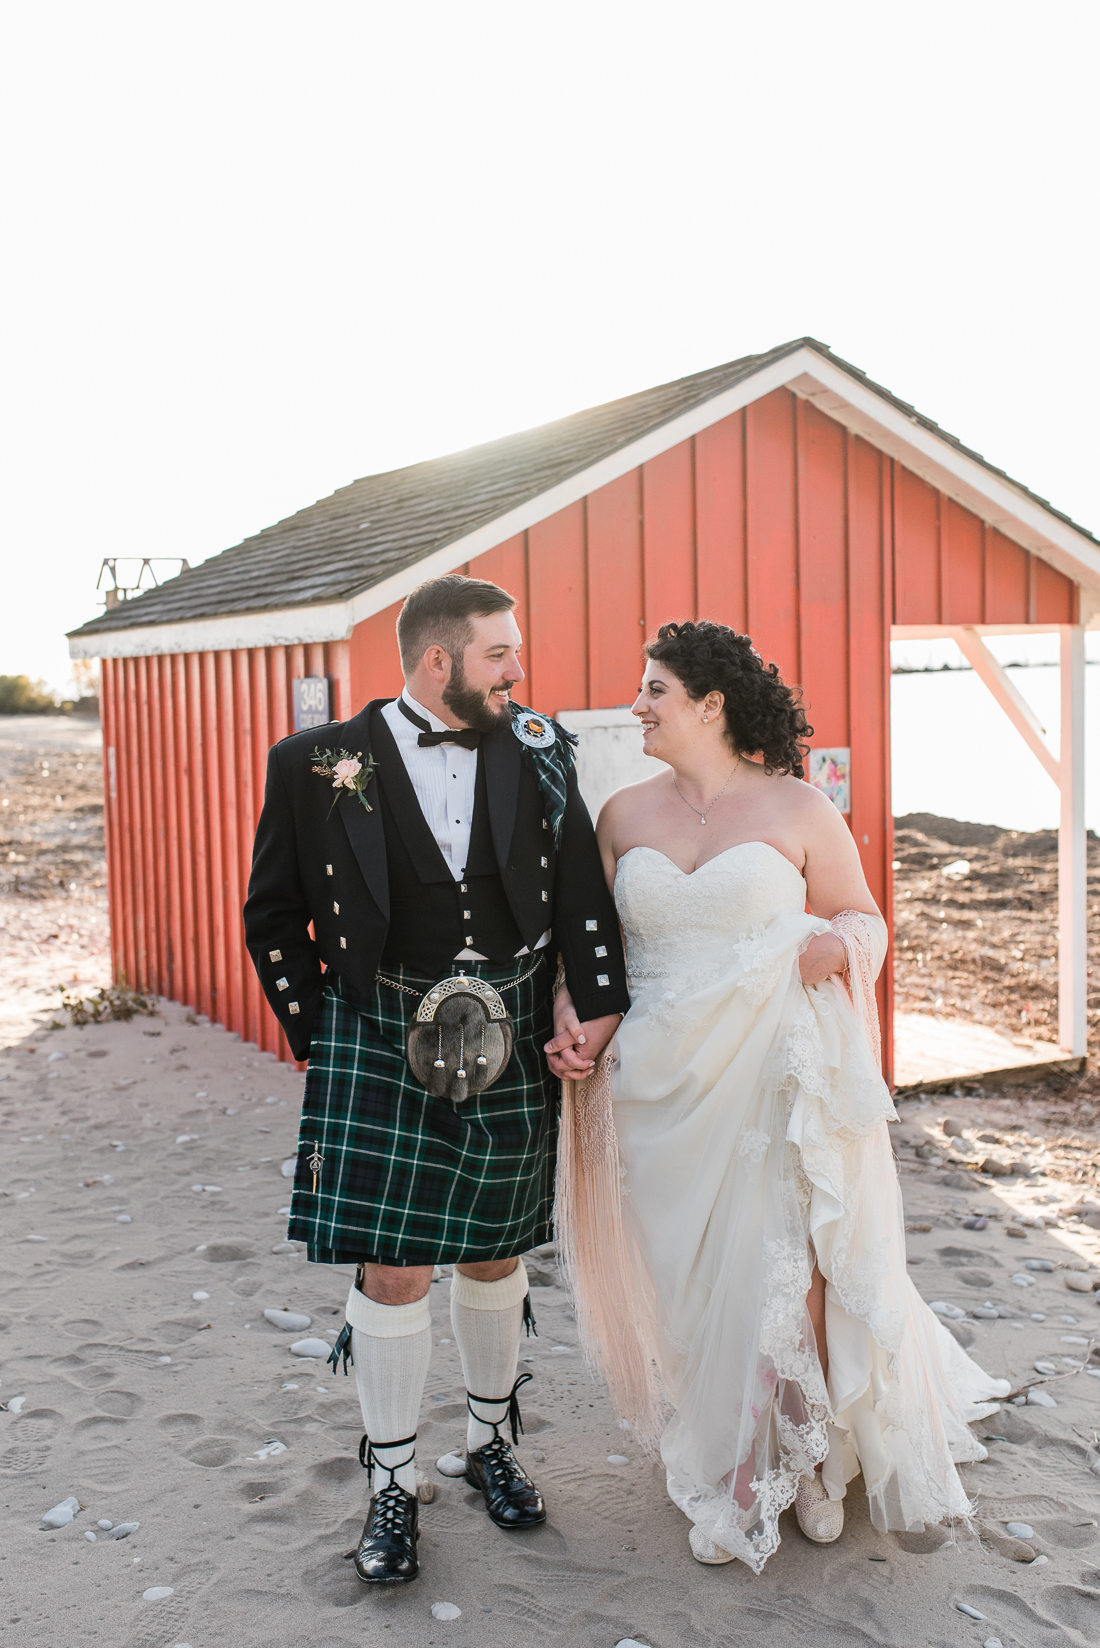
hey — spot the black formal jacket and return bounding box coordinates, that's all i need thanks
[243,699,630,1060]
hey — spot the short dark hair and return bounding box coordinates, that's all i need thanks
[396,575,516,674]
[646,620,813,777]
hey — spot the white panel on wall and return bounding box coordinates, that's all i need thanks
[556,708,664,819]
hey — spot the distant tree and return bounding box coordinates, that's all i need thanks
[0,675,58,714]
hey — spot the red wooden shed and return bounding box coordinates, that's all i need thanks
[69,338,1100,1081]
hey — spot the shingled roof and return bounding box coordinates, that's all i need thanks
[70,336,1098,641]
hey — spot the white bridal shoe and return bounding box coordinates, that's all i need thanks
[689,1525,735,1565]
[794,1471,844,1543]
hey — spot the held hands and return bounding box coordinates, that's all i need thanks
[544,984,621,1081]
[799,931,847,986]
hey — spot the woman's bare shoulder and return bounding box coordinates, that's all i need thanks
[596,771,669,834]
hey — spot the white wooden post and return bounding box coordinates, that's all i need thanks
[1059,624,1087,1054]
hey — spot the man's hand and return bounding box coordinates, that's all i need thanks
[799,931,847,986]
[544,985,621,1081]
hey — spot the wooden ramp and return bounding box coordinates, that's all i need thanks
[893,1011,1084,1093]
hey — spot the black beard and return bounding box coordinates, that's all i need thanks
[441,662,511,734]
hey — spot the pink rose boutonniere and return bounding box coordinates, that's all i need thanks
[310,746,378,815]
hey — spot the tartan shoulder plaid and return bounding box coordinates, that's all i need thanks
[288,956,558,1265]
[508,701,577,846]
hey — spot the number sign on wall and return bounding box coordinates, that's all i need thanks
[292,676,332,732]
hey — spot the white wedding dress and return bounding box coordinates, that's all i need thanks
[559,841,1010,1573]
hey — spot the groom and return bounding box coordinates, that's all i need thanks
[244,573,627,1585]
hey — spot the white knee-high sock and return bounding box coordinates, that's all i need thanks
[345,1283,432,1497]
[450,1261,530,1451]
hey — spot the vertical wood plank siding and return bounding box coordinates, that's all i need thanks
[98,388,1078,1076]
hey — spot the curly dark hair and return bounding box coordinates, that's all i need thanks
[645,620,813,777]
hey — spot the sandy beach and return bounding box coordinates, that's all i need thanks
[2,1001,1100,1648]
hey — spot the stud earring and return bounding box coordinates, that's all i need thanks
[702,713,709,723]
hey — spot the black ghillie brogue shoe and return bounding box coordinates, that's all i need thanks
[353,1433,420,1584]
[463,1374,546,1531]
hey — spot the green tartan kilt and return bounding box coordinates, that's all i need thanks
[288,954,558,1266]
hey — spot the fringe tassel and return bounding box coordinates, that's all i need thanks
[555,1053,665,1453]
[522,1292,538,1338]
[328,1322,354,1377]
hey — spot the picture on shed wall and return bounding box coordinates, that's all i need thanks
[809,747,851,814]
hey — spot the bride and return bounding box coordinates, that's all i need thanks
[549,620,1009,1571]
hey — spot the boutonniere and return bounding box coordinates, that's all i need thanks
[311,747,378,815]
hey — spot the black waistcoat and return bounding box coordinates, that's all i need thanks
[375,721,524,974]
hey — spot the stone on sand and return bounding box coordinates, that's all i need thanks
[142,1587,174,1601]
[106,1523,140,1538]
[1064,1272,1096,1293]
[288,1337,331,1358]
[40,1497,80,1529]
[280,1158,297,1178]
[436,1452,467,1477]
[1005,1522,1034,1539]
[1026,1389,1057,1407]
[431,1602,461,1620]
[263,1308,312,1331]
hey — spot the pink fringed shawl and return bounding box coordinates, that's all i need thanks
[554,908,889,1448]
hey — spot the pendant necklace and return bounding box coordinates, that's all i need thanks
[672,754,742,825]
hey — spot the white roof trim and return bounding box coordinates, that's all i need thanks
[71,346,1100,660]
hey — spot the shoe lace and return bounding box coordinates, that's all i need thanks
[365,1480,413,1536]
[357,1430,416,1515]
[476,1435,529,1490]
[466,1370,533,1446]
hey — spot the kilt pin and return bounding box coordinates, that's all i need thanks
[244,690,629,1585]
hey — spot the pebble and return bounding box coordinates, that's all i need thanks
[1031,1313,1046,1321]
[280,1158,298,1178]
[263,1309,312,1332]
[616,1641,652,1648]
[41,1497,81,1529]
[26,1235,47,1243]
[190,1185,223,1193]
[1034,1361,1059,1375]
[288,1337,331,1359]
[97,1519,113,1530]
[106,1522,140,1539]
[430,1602,461,1620]
[972,1308,1000,1320]
[192,1291,210,1302]
[1029,1554,1049,1566]
[962,1216,989,1231]
[277,1206,292,1216]
[1065,1272,1096,1293]
[930,1302,966,1319]
[607,1454,629,1465]
[158,1356,171,1364]
[436,1452,468,1477]
[1060,1315,1079,1323]
[1005,1224,1027,1238]
[142,1587,174,1601]
[956,1602,986,1620]
[1027,1389,1057,1407]
[84,1530,96,1542]
[115,1214,132,1224]
[1061,1335,1089,1345]
[6,1396,26,1413]
[175,1135,197,1144]
[1005,1521,1034,1539]
[1011,1274,1036,1287]
[271,1242,298,1254]
[282,1383,299,1391]
[984,1639,1004,1648]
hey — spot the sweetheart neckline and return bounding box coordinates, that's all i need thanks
[617,841,806,882]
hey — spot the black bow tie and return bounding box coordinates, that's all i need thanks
[398,697,481,749]
[418,728,481,749]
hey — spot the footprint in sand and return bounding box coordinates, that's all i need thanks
[95,1389,142,1417]
[156,1412,205,1436]
[182,1436,238,1467]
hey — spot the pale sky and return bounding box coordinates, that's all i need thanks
[3,2,1099,734]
